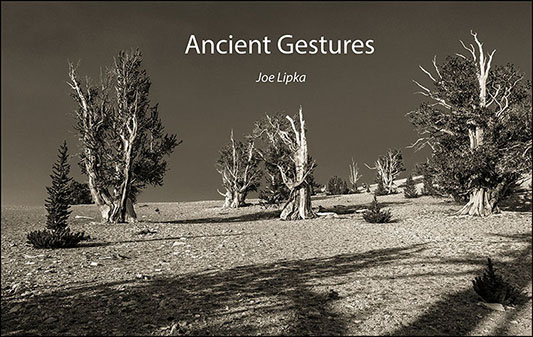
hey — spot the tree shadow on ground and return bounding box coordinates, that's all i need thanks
[1,244,428,336]
[317,201,407,215]
[390,232,532,336]
[75,233,253,249]
[152,210,282,225]
[112,232,252,245]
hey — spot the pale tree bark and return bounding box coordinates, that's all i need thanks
[413,31,523,216]
[262,107,315,220]
[68,60,140,223]
[458,32,498,216]
[108,89,139,223]
[349,158,362,193]
[365,149,404,194]
[217,130,259,208]
[68,64,115,222]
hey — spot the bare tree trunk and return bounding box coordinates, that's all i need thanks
[349,158,362,192]
[232,192,246,208]
[278,108,315,220]
[459,187,499,216]
[87,173,112,222]
[222,190,246,208]
[458,33,495,216]
[217,130,259,209]
[365,149,403,194]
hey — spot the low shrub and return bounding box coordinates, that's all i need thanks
[326,176,349,195]
[472,258,521,305]
[363,195,392,223]
[27,228,88,249]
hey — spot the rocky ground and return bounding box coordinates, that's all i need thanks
[1,192,532,336]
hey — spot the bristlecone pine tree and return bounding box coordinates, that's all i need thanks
[216,130,262,208]
[27,141,87,249]
[408,31,531,216]
[403,175,419,198]
[253,106,315,220]
[348,158,362,193]
[68,49,180,223]
[365,149,405,194]
[472,258,520,305]
[363,195,392,223]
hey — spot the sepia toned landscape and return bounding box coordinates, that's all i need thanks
[2,2,532,336]
[2,186,532,336]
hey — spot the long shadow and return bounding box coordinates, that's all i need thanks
[150,200,408,225]
[109,232,252,245]
[390,232,532,336]
[73,233,253,249]
[317,201,408,215]
[1,244,427,336]
[153,209,281,225]
[317,204,366,215]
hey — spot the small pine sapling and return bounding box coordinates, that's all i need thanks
[404,175,419,198]
[45,141,72,231]
[472,258,521,305]
[27,141,88,249]
[363,195,392,223]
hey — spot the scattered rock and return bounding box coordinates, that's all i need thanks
[479,302,505,312]
[136,273,152,280]
[74,215,94,220]
[43,317,58,324]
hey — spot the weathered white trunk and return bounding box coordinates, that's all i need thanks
[349,159,361,193]
[84,152,114,222]
[222,190,246,208]
[459,187,499,216]
[218,131,258,209]
[279,109,315,221]
[459,124,497,216]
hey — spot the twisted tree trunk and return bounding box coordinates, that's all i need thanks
[278,108,315,220]
[459,124,500,216]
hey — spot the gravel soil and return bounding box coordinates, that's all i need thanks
[1,193,531,336]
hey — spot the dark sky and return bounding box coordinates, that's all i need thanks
[1,2,531,206]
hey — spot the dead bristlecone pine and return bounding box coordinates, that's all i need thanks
[472,257,520,306]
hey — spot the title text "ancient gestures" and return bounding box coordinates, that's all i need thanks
[185,35,375,55]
